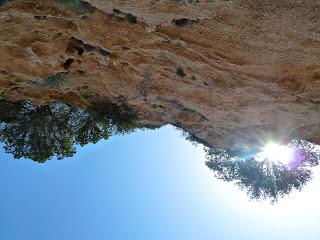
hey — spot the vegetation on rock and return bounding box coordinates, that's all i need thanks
[0,100,141,163]
[205,140,320,202]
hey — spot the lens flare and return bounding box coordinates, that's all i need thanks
[255,143,294,165]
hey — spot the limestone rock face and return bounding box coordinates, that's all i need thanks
[1,0,320,149]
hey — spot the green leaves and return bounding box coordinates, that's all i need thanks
[0,100,140,163]
[205,141,319,203]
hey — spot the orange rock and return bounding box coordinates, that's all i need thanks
[1,0,320,149]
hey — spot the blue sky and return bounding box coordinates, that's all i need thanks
[1,125,320,240]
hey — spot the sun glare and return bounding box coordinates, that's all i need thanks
[255,143,294,165]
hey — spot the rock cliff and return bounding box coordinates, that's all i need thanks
[1,0,320,150]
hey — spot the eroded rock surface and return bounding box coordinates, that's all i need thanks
[1,0,320,149]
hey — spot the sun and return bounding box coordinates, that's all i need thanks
[255,143,294,165]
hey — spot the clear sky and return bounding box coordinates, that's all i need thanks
[1,125,320,240]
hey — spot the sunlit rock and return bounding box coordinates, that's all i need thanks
[1,0,320,149]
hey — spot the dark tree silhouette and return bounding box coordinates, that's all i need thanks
[0,100,140,163]
[205,140,320,202]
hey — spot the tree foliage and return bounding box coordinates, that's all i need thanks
[205,140,320,202]
[0,100,140,163]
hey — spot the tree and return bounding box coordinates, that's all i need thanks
[205,140,320,202]
[0,100,140,163]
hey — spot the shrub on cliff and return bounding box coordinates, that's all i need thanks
[0,100,141,162]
